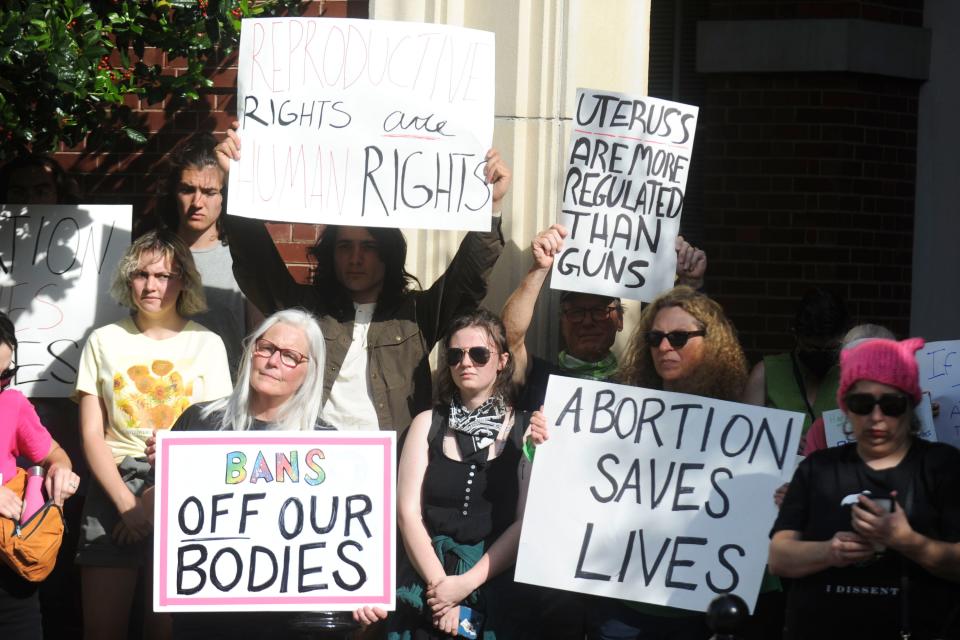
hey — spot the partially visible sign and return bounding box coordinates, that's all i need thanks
[0,204,131,397]
[154,431,396,612]
[916,341,960,448]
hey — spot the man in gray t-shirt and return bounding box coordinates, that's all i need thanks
[159,134,262,379]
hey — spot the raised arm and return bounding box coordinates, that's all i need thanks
[418,148,511,346]
[215,123,316,314]
[501,224,568,385]
[675,234,707,290]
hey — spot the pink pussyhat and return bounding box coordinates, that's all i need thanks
[837,337,925,411]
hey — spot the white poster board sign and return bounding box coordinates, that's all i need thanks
[551,89,699,302]
[822,396,937,449]
[916,340,960,448]
[229,17,495,231]
[154,430,396,612]
[516,375,802,613]
[0,204,131,397]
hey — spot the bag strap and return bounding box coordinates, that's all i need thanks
[899,470,916,638]
[789,351,817,423]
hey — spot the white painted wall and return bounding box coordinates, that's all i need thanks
[370,0,651,360]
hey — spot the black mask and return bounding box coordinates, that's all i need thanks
[796,348,837,378]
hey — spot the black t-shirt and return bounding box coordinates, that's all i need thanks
[773,439,960,639]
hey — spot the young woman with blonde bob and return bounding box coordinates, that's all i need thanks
[75,230,232,640]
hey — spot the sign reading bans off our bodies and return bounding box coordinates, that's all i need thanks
[154,431,396,612]
[229,18,495,231]
[516,376,802,612]
[552,89,699,302]
[0,205,131,397]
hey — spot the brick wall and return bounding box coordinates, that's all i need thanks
[695,0,922,360]
[51,0,367,285]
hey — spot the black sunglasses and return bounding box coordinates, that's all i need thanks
[644,330,706,349]
[0,365,17,382]
[845,393,910,417]
[446,347,493,367]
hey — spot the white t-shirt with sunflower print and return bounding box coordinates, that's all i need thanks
[75,316,233,463]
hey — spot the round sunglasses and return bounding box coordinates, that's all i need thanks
[644,329,706,349]
[844,392,910,417]
[446,346,494,367]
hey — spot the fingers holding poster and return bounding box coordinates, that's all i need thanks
[229,18,495,231]
[551,89,699,302]
[0,205,131,397]
[515,375,802,613]
[153,431,396,612]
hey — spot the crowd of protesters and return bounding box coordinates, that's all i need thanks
[1,129,958,640]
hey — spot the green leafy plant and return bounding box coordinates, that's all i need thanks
[0,0,304,160]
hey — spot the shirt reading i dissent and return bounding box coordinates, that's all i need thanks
[74,316,233,463]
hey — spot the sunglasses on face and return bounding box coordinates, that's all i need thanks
[0,365,17,382]
[845,393,910,417]
[446,346,493,367]
[645,329,706,349]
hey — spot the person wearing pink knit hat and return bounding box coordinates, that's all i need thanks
[768,336,960,639]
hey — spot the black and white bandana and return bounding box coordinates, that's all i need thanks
[448,394,507,457]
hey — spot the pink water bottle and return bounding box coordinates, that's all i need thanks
[20,466,46,524]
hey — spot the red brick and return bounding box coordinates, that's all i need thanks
[266,223,291,243]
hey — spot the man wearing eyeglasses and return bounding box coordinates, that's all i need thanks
[504,224,707,412]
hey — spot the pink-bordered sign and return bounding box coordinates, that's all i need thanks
[153,430,396,612]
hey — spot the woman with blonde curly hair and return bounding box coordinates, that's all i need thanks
[591,286,748,640]
[618,286,747,401]
[75,230,232,640]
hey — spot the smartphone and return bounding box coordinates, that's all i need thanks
[457,606,484,640]
[869,493,894,513]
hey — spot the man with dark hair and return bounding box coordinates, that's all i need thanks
[158,133,262,379]
[216,129,511,432]
[0,154,79,205]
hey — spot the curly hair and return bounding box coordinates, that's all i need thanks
[437,308,516,406]
[617,286,747,401]
[110,229,207,316]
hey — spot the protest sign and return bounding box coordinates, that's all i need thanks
[917,340,960,448]
[228,17,495,231]
[822,396,937,449]
[515,375,802,612]
[154,430,396,612]
[0,204,131,397]
[551,89,699,302]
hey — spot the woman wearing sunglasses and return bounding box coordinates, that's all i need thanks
[388,308,542,639]
[769,337,960,639]
[591,286,747,639]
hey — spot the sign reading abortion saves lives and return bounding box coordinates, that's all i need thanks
[551,89,698,302]
[0,205,131,397]
[516,376,802,612]
[229,18,495,231]
[154,431,396,612]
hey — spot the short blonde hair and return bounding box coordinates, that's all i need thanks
[110,230,207,316]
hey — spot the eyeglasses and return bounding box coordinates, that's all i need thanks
[254,339,308,368]
[131,271,180,284]
[446,346,494,367]
[845,393,909,417]
[562,305,620,324]
[0,365,18,384]
[645,329,707,349]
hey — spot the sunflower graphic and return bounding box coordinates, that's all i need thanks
[114,359,195,431]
